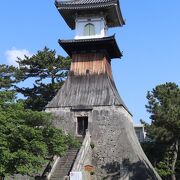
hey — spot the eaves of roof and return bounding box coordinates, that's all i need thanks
[55,0,125,29]
[55,0,117,6]
[58,35,122,59]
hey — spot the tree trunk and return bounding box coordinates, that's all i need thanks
[171,140,179,180]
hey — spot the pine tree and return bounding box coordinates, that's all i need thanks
[0,65,18,90]
[16,47,71,110]
[0,47,71,110]
[146,82,180,180]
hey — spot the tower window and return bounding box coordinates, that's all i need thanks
[84,23,95,36]
[77,116,88,136]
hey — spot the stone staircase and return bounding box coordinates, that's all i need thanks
[50,148,79,180]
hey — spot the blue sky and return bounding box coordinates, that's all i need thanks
[0,0,180,123]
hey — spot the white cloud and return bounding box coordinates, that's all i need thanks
[5,48,32,66]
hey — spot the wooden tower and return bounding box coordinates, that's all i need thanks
[46,0,161,179]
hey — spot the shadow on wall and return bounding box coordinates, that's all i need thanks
[100,159,160,180]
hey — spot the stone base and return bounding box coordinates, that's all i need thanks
[46,106,161,180]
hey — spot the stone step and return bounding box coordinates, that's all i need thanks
[50,148,79,180]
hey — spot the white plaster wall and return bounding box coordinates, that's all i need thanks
[134,125,145,143]
[75,17,108,39]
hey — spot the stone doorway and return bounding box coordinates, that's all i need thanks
[77,116,88,136]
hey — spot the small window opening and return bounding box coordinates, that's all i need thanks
[86,69,90,75]
[77,116,88,136]
[84,23,95,36]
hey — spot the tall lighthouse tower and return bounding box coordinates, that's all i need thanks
[46,0,161,179]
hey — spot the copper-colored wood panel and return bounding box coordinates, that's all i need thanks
[71,53,112,78]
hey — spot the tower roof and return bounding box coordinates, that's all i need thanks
[59,35,122,59]
[55,0,125,29]
[46,73,129,113]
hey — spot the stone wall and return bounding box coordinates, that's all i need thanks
[46,106,161,180]
[90,106,160,179]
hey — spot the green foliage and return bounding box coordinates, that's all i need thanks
[0,91,78,177]
[146,82,180,142]
[16,47,71,110]
[0,65,19,90]
[155,161,173,178]
[0,47,71,111]
[0,48,76,178]
[142,143,174,178]
[145,82,180,180]
[141,141,168,165]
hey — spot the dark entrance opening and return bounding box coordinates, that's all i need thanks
[77,116,88,136]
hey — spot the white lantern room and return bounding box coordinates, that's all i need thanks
[75,17,108,39]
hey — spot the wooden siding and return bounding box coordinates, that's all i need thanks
[71,53,113,79]
[46,73,128,113]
